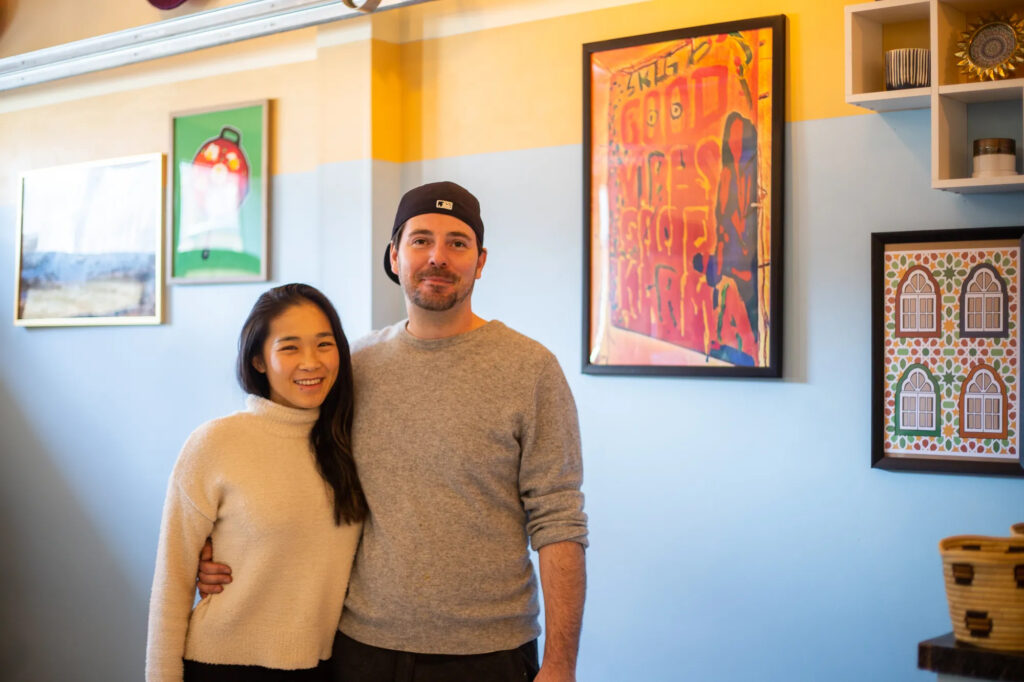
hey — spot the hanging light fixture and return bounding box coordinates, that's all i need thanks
[341,0,382,10]
[148,0,188,8]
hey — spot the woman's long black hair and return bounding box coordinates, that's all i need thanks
[237,283,366,525]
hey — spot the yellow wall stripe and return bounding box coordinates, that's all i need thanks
[372,39,404,163]
[0,0,870,191]
[401,0,858,161]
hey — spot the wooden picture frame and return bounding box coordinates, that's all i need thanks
[582,15,785,377]
[169,100,269,283]
[14,153,164,327]
[871,227,1024,476]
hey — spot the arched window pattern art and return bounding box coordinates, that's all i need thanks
[896,266,940,338]
[959,365,1008,439]
[960,264,1009,338]
[898,367,938,435]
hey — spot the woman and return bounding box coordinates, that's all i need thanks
[146,283,366,682]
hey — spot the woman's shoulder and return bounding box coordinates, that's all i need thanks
[174,410,255,473]
[187,409,254,444]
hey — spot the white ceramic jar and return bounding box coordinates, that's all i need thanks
[972,138,1017,178]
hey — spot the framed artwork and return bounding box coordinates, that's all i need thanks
[582,16,785,377]
[169,100,268,283]
[871,227,1024,476]
[14,153,164,327]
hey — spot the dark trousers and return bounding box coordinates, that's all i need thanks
[184,659,332,682]
[331,632,539,682]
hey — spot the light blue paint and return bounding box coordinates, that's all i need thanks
[391,109,1024,681]
[318,159,373,335]
[966,100,1022,175]
[1,108,1023,681]
[316,158,406,336]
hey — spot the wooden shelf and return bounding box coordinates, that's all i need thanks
[845,0,1024,193]
[938,79,1024,103]
[846,0,931,24]
[933,175,1024,193]
[939,0,1024,13]
[846,0,931,98]
[848,87,931,110]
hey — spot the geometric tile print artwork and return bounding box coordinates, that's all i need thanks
[883,247,1019,460]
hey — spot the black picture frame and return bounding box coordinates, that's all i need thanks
[871,227,1024,476]
[582,15,785,377]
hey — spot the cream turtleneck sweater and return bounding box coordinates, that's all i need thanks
[146,395,361,681]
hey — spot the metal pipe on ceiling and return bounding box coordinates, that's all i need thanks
[0,0,434,92]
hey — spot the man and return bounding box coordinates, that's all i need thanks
[199,181,587,681]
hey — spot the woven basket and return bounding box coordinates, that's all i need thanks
[940,534,1024,651]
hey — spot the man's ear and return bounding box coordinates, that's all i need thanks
[252,355,266,373]
[475,247,488,280]
[389,241,400,278]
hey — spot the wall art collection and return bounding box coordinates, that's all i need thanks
[582,15,785,377]
[13,102,270,327]
[10,16,1022,477]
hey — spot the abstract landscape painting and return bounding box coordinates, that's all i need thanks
[16,154,163,326]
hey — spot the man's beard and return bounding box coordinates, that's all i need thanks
[406,267,474,312]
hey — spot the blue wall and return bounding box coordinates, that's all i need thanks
[2,108,1023,680]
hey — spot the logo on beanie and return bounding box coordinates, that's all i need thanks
[436,199,454,210]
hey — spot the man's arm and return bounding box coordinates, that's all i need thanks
[196,538,232,597]
[535,540,586,682]
[518,354,588,680]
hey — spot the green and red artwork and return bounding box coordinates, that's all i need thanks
[170,101,267,283]
[874,231,1023,475]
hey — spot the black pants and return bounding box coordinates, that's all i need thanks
[331,632,539,682]
[184,659,332,682]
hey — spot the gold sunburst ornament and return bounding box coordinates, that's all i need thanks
[955,14,1024,80]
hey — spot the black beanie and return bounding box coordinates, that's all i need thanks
[383,181,484,284]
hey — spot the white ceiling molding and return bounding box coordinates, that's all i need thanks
[0,0,435,92]
[0,37,317,115]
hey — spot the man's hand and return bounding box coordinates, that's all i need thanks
[196,538,232,598]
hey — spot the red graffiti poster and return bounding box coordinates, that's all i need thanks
[584,17,784,377]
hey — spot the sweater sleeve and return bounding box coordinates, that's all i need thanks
[145,431,219,682]
[519,355,589,551]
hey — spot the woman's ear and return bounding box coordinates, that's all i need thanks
[252,355,266,373]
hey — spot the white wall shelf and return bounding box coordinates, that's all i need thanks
[848,87,932,111]
[938,80,1024,103]
[933,175,1024,192]
[845,0,1024,193]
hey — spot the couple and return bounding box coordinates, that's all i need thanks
[146,182,589,682]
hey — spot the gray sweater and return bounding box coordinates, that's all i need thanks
[340,320,587,654]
